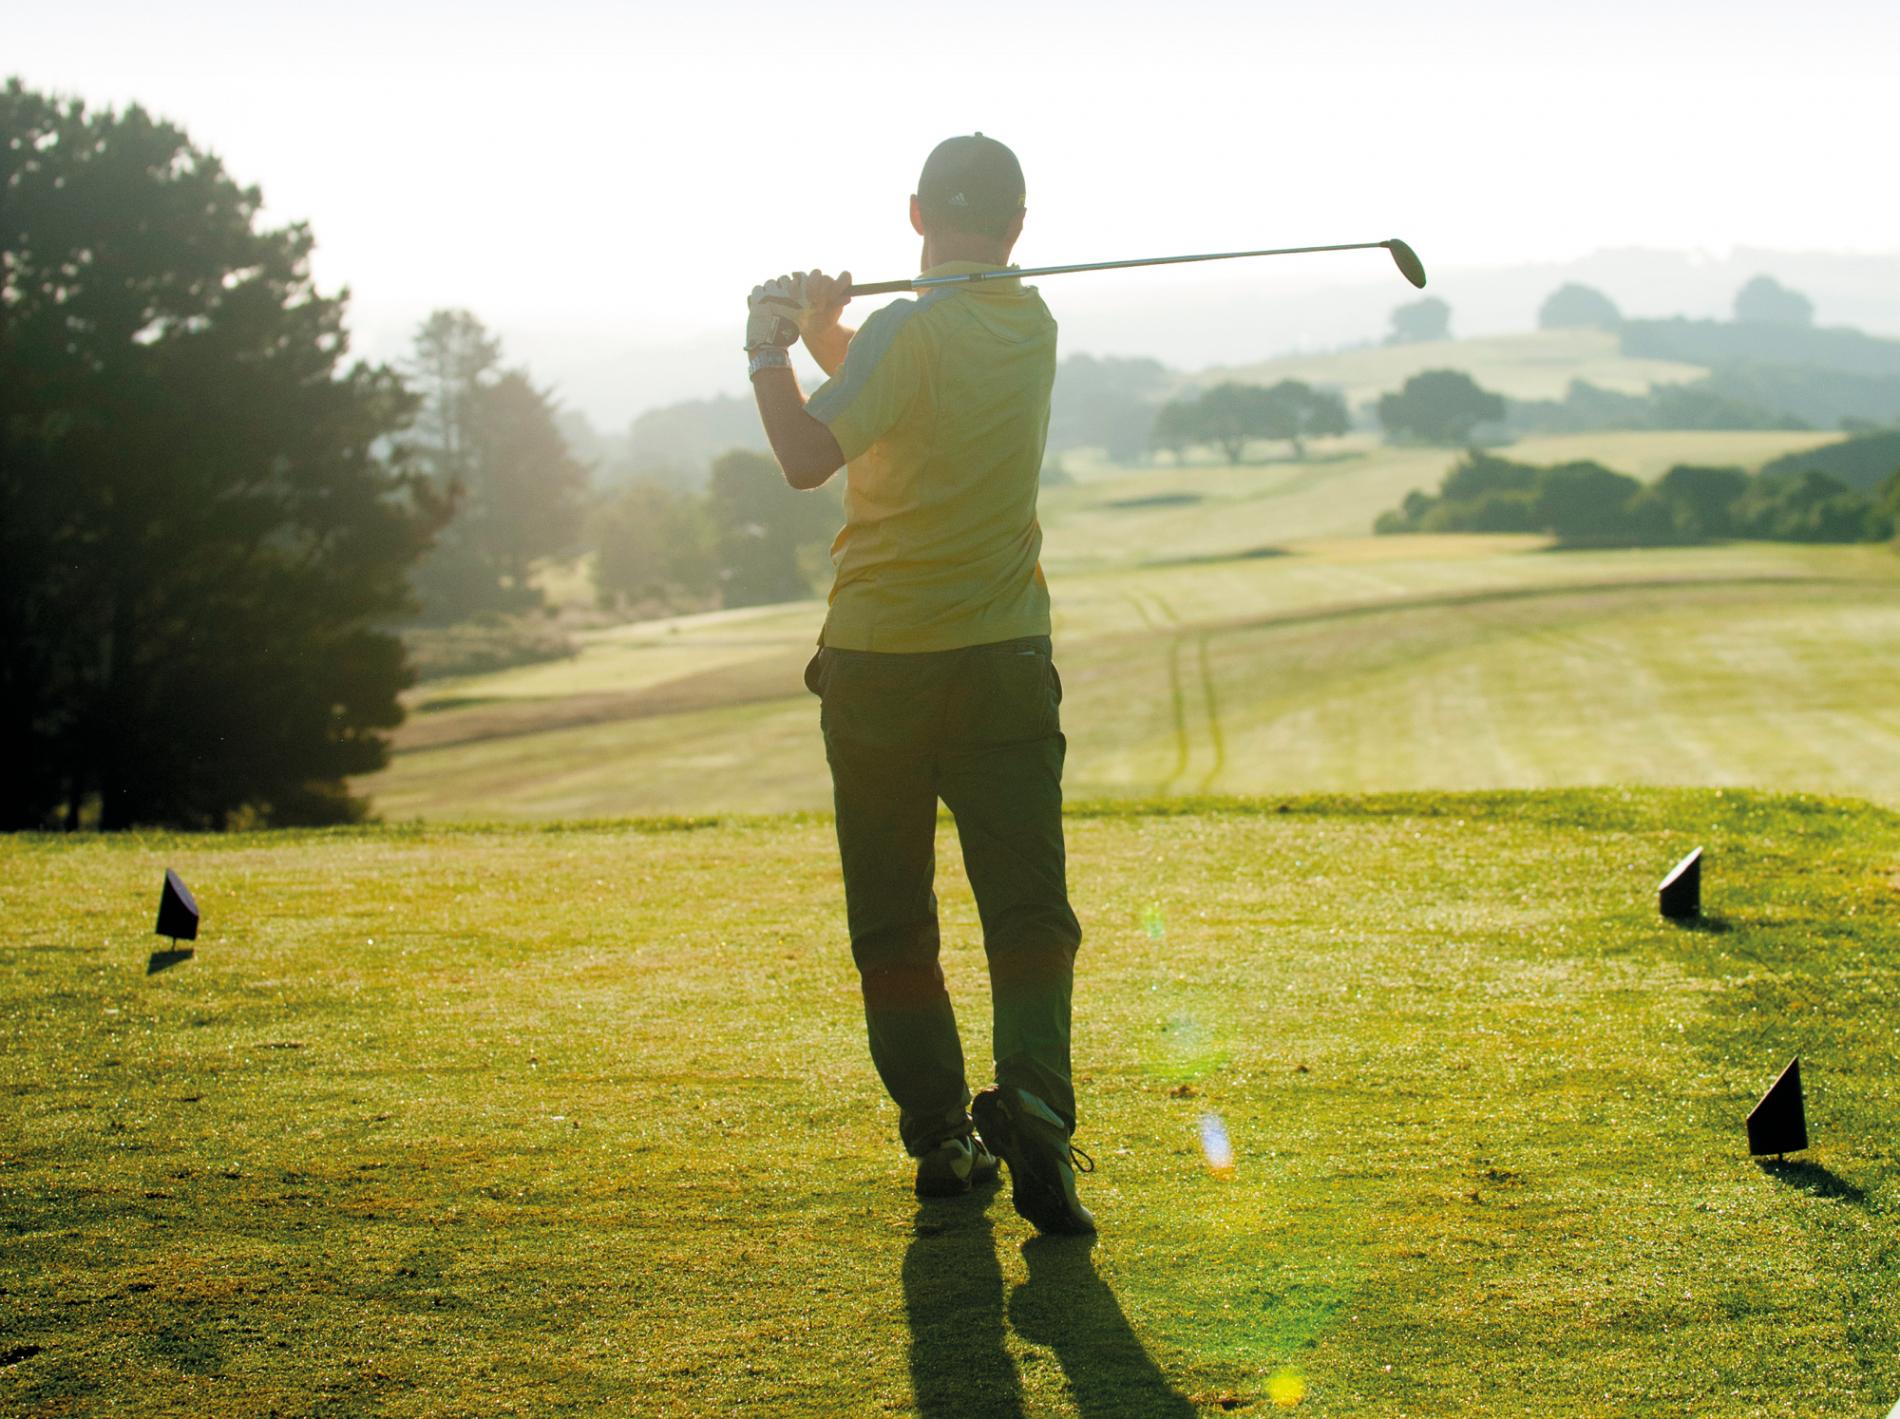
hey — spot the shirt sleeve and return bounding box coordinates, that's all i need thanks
[806,302,927,462]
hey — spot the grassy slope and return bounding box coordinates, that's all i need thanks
[1195,329,1707,404]
[4,791,1896,1416]
[361,539,1900,821]
[1043,430,1841,567]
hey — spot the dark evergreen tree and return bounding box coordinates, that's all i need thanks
[404,312,588,618]
[1,81,444,829]
[475,371,590,590]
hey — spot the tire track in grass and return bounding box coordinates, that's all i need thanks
[1196,632,1229,795]
[1123,587,1196,793]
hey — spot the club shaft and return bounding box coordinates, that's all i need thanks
[846,241,1395,297]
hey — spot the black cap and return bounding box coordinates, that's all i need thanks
[916,133,1025,233]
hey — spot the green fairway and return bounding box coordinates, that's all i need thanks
[362,539,1900,822]
[4,791,1896,1415]
[1041,431,1839,568]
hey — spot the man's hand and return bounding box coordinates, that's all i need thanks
[792,268,857,377]
[791,269,853,341]
[745,276,800,351]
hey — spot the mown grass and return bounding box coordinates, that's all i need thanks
[1043,430,1838,563]
[361,540,1900,821]
[4,790,1897,1415]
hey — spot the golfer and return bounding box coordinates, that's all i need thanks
[744,135,1092,1234]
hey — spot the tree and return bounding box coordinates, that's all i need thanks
[1440,452,1538,504]
[1256,380,1349,459]
[706,450,841,607]
[1149,398,1197,463]
[1376,370,1506,445]
[0,82,443,829]
[1537,284,1622,331]
[1193,383,1275,464]
[1739,471,1885,542]
[1048,354,1171,463]
[405,312,589,619]
[1734,275,1814,328]
[473,371,590,589]
[1534,462,1644,543]
[1387,297,1451,344]
[592,481,715,608]
[1653,465,1749,539]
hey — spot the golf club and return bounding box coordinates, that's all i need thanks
[845,238,1427,297]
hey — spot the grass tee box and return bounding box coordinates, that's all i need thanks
[3,790,1897,1416]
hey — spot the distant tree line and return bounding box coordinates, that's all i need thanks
[1150,380,1348,462]
[1757,430,1900,492]
[1535,275,1820,335]
[624,354,1182,479]
[1377,450,1900,546]
[620,393,772,485]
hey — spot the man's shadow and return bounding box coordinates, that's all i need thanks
[903,1195,1195,1419]
[904,1193,1025,1419]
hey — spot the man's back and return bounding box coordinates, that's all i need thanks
[807,262,1057,653]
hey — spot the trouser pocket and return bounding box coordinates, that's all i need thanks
[953,639,1059,747]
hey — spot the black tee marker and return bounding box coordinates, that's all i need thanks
[150,870,199,974]
[1658,847,1702,920]
[1747,1057,1807,1159]
[157,870,199,943]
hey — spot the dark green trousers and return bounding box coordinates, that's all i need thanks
[806,635,1082,1156]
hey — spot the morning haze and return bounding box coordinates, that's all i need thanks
[5,3,1900,1414]
[10,0,1899,423]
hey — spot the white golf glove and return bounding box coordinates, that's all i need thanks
[746,275,802,351]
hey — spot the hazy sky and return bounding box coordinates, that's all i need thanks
[13,0,1899,422]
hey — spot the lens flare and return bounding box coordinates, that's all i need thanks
[1141,902,1165,940]
[1198,1111,1235,1176]
[1268,1368,1307,1406]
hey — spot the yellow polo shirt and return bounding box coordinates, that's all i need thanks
[806,261,1058,652]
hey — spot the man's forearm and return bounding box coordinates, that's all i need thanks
[752,365,845,491]
[803,322,856,378]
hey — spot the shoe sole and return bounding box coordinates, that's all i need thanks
[972,1090,1095,1235]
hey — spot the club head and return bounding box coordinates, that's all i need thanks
[1385,238,1427,289]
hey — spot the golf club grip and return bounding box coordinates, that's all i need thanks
[843,279,917,296]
